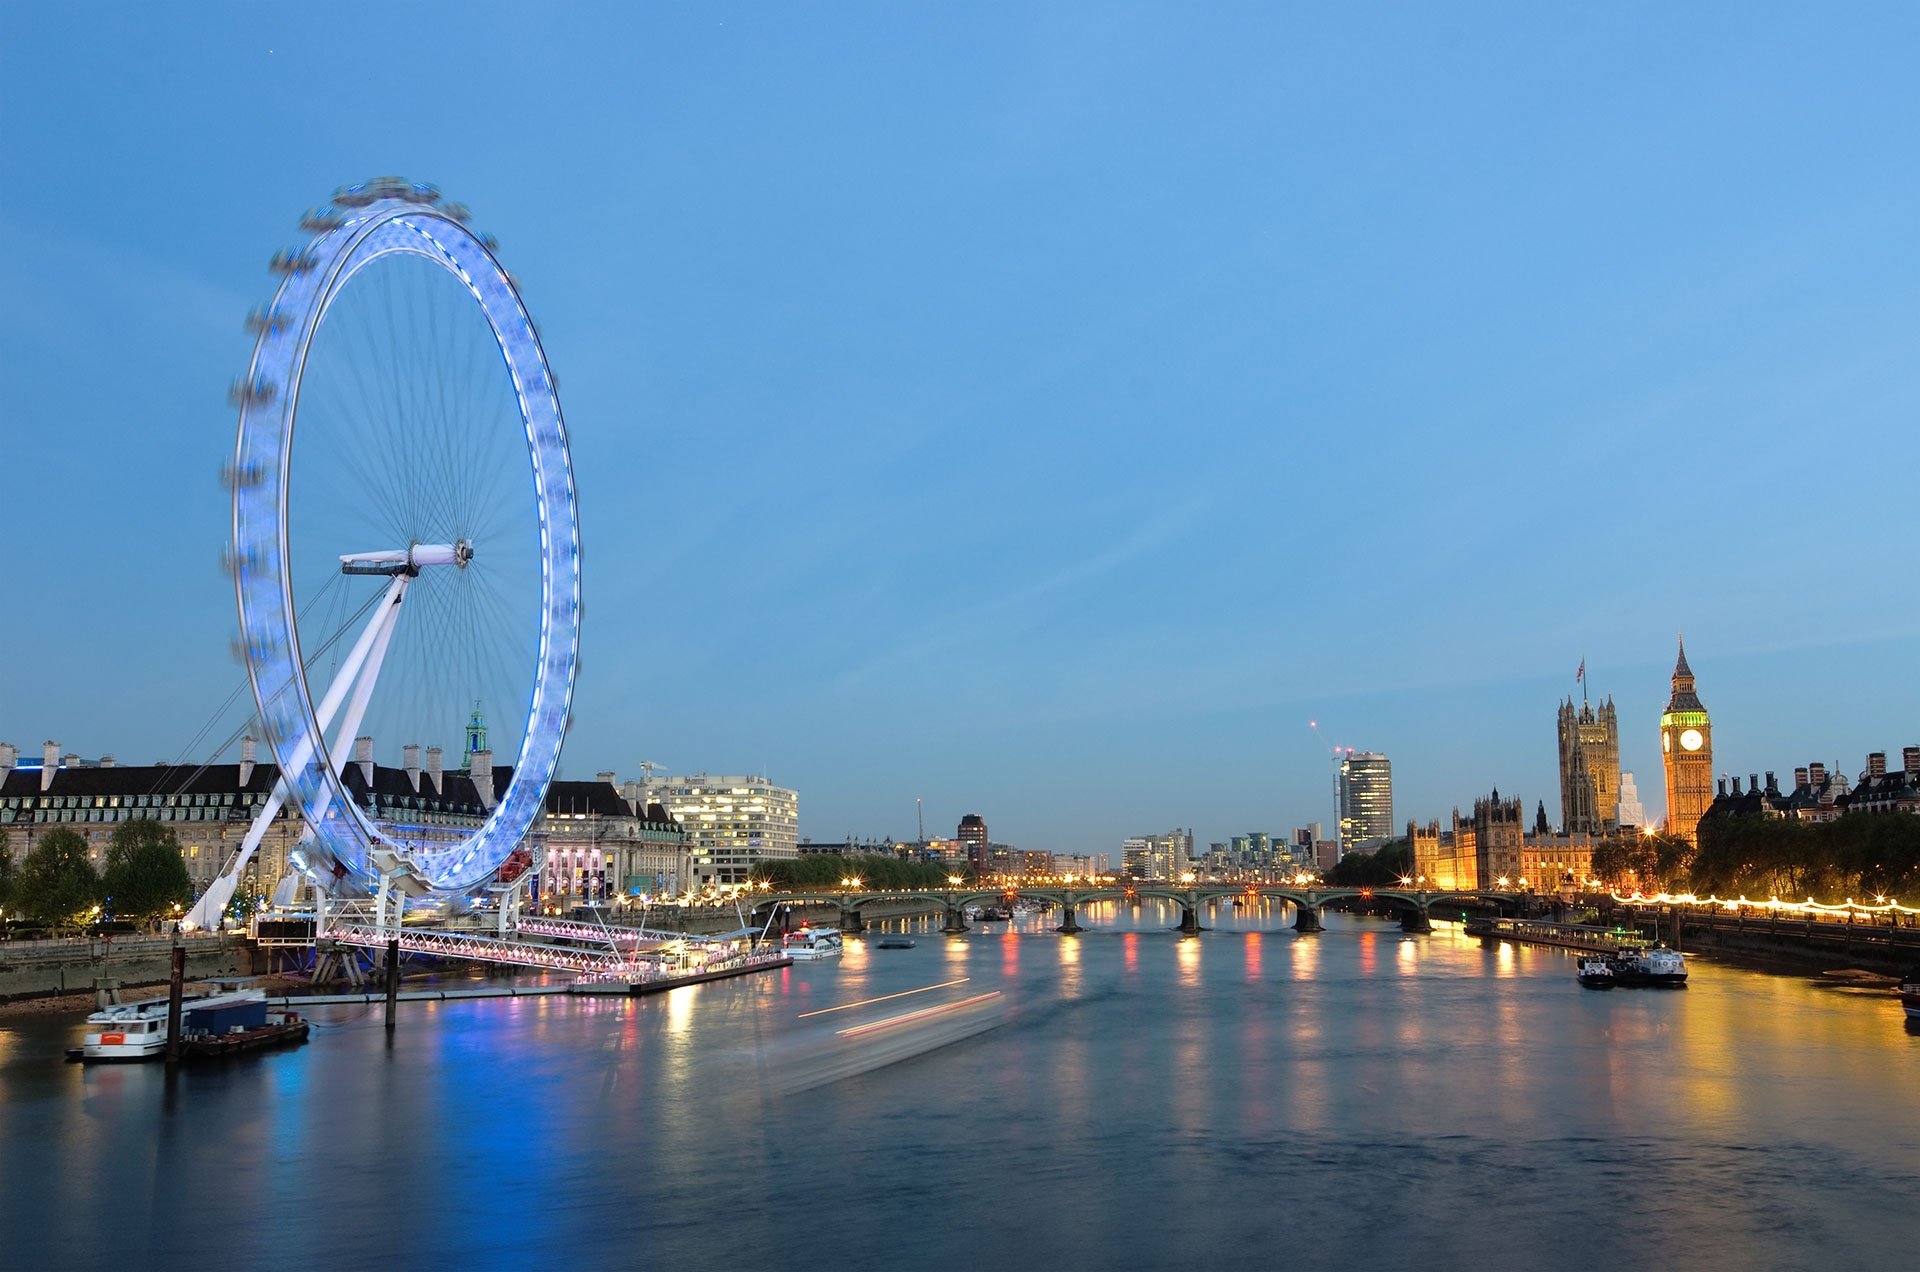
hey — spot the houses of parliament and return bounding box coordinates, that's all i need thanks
[1411,641,1712,891]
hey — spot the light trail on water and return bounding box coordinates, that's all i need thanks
[796,977,972,1018]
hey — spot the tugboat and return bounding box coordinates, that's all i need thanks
[1576,956,1616,989]
[1609,945,1688,988]
[1898,966,1920,1020]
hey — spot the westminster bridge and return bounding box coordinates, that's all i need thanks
[750,883,1531,937]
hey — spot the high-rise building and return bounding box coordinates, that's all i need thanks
[650,773,798,884]
[1338,752,1393,853]
[957,813,988,875]
[1659,638,1714,847]
[1120,829,1192,880]
[1616,771,1648,829]
[1557,694,1620,835]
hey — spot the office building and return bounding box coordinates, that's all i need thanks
[1338,752,1393,854]
[639,772,799,885]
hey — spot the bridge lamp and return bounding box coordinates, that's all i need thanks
[1064,874,1076,886]
[1399,875,1413,887]
[947,875,963,887]
[849,877,862,889]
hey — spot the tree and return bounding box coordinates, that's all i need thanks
[0,843,15,917]
[1326,839,1411,887]
[102,818,194,927]
[14,828,102,932]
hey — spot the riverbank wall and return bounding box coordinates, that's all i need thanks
[0,935,247,1003]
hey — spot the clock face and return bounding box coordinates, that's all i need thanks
[1679,727,1705,752]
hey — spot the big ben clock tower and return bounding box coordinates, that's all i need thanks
[1660,637,1713,846]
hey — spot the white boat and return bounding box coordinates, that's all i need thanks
[1611,945,1688,987]
[780,929,844,961]
[78,988,270,1063]
[1899,967,1920,1019]
[1576,957,1616,989]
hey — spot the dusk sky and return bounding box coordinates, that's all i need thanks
[5,4,1920,855]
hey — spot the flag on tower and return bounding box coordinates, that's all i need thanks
[1576,658,1585,684]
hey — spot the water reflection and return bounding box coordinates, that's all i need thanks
[3,914,1916,1269]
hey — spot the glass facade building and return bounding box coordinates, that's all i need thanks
[1338,751,1393,854]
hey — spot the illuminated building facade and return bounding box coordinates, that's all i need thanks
[1659,639,1714,846]
[649,773,798,884]
[1557,695,1620,834]
[1410,793,1606,893]
[1338,752,1393,853]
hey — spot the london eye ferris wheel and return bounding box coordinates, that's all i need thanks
[198,177,581,922]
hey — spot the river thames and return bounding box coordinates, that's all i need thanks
[2,904,1914,1270]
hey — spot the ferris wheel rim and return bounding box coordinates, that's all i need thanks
[229,191,581,896]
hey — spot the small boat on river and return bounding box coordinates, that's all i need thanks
[1898,967,1920,1020]
[875,936,916,950]
[781,929,844,961]
[1576,957,1616,989]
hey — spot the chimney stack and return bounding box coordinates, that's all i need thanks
[1765,771,1778,795]
[42,741,58,792]
[1868,751,1887,779]
[1905,747,1920,779]
[354,735,374,788]
[0,742,16,785]
[239,736,257,787]
[100,755,115,769]
[1809,762,1827,787]
[425,746,444,795]
[1717,777,1727,797]
[471,749,495,809]
[597,770,617,787]
[404,744,422,793]
[1749,773,1759,795]
[1794,766,1810,790]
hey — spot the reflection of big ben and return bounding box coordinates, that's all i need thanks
[1660,637,1713,846]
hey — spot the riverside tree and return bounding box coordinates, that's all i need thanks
[14,828,102,932]
[102,818,195,927]
[750,854,954,891]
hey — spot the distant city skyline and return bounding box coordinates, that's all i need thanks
[7,7,1920,858]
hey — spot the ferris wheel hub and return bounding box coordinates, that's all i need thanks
[338,542,471,577]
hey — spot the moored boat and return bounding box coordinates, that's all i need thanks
[1898,967,1920,1019]
[75,988,305,1063]
[1609,945,1688,987]
[1576,957,1616,989]
[876,936,916,949]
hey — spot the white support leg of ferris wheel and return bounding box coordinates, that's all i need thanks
[182,572,410,932]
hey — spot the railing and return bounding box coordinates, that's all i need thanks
[327,922,633,975]
[1464,917,1647,953]
[0,933,229,963]
[514,916,689,946]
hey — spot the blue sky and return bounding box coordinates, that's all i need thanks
[5,4,1920,854]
